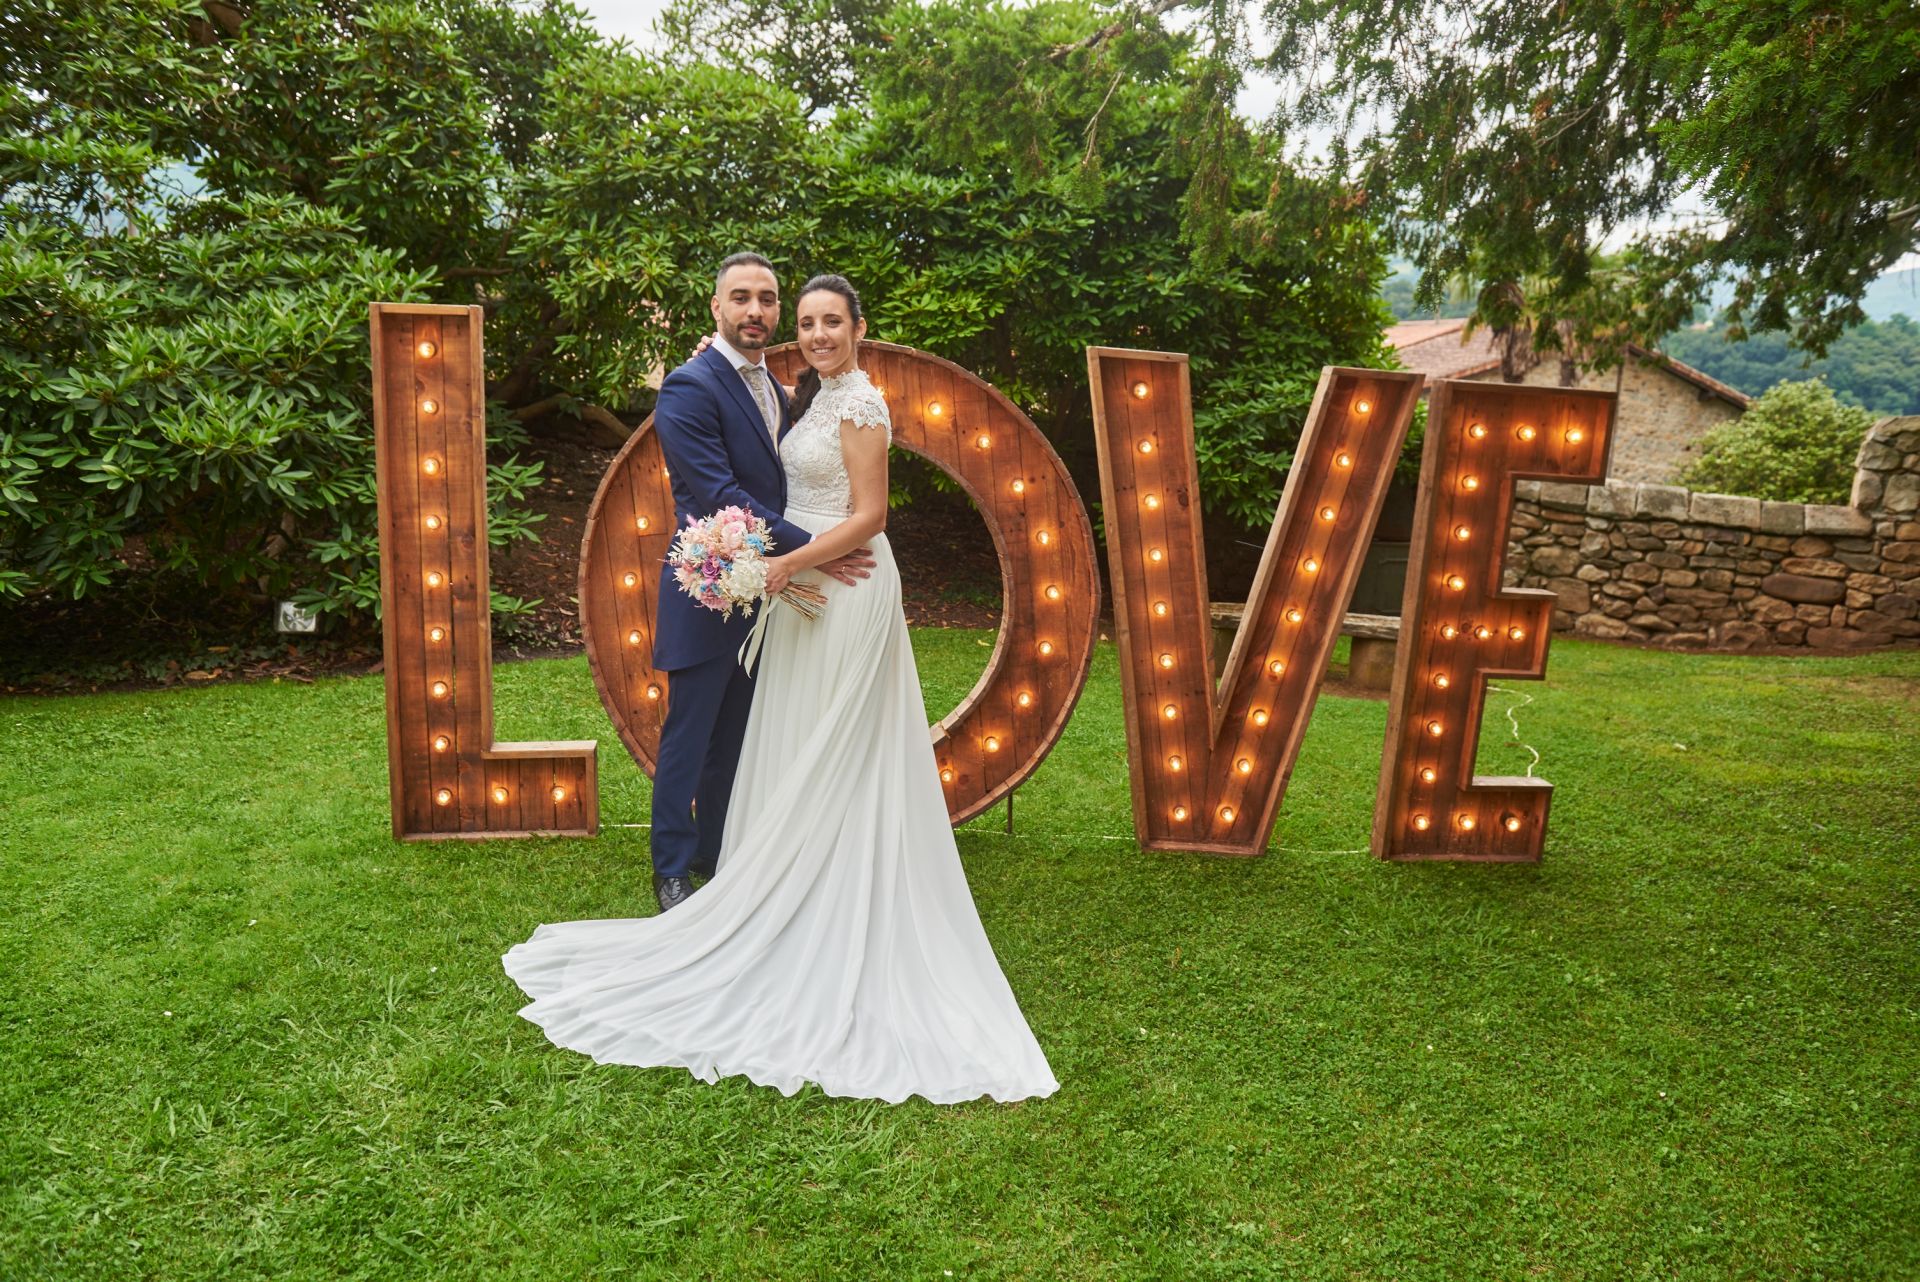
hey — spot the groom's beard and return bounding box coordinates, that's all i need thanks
[722,318,770,350]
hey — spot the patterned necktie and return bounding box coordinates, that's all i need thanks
[740,363,778,440]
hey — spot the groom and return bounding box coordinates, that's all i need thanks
[647,252,873,912]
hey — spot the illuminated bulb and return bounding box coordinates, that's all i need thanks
[1220,806,1236,822]
[424,514,442,531]
[416,340,437,358]
[1236,758,1252,775]
[1458,814,1476,832]
[975,433,992,450]
[433,735,450,753]
[1302,556,1319,574]
[1453,524,1471,542]
[492,785,509,805]
[431,681,449,699]
[1162,703,1178,720]
[428,626,446,643]
[1412,814,1431,831]
[1268,659,1285,676]
[1038,640,1055,657]
[623,572,638,588]
[1461,474,1481,491]
[1334,451,1352,468]
[1517,424,1537,442]
[435,788,452,807]
[1433,673,1450,689]
[1319,505,1336,522]
[1148,547,1163,563]
[1144,493,1161,510]
[645,683,661,700]
[420,398,439,415]
[1566,427,1585,444]
[627,629,642,646]
[928,400,944,418]
[1172,806,1189,822]
[1354,398,1372,414]
[421,457,441,475]
[661,466,669,479]
[984,736,1001,753]
[1426,719,1443,737]
[1440,624,1460,640]
[1420,766,1436,783]
[874,385,887,398]
[1503,813,1523,832]
[551,785,567,803]
[940,767,954,783]
[1138,439,1155,455]
[1468,422,1487,439]
[1285,607,1303,624]
[1045,585,1061,601]
[1474,625,1493,640]
[1153,601,1169,617]
[1252,709,1269,726]
[1017,691,1033,708]
[636,516,651,531]
[1445,574,1466,591]
[1131,381,1150,399]
[426,571,444,587]
[1158,653,1174,669]
[1037,529,1052,546]
[1011,479,1026,495]
[1508,625,1526,641]
[1168,755,1183,772]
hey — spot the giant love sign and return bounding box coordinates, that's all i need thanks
[371,307,1613,860]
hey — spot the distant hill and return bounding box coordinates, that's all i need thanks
[1654,316,1920,416]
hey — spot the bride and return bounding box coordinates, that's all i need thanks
[503,274,1059,1105]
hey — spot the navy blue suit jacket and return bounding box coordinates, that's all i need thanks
[650,345,813,671]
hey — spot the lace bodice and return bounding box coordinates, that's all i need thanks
[782,367,891,515]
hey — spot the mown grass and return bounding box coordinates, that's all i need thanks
[2,634,1916,1280]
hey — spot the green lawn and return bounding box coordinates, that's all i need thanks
[2,633,1917,1280]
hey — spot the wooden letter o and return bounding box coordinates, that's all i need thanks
[580,340,1100,825]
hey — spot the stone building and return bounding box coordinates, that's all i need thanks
[1387,319,1749,485]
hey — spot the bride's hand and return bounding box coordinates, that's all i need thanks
[764,556,793,598]
[691,332,715,359]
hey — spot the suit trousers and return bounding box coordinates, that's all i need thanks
[649,648,757,879]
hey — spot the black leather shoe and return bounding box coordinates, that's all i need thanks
[653,874,696,913]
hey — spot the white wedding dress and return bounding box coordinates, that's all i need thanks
[503,367,1058,1105]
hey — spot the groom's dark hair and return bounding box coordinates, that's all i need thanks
[715,252,776,292]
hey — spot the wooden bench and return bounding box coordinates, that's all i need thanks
[1207,602,1403,690]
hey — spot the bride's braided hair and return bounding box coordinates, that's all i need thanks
[786,274,863,425]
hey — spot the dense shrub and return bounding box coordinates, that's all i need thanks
[1680,378,1876,504]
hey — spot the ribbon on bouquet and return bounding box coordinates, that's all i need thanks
[737,599,775,676]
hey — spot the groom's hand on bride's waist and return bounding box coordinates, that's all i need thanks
[819,547,876,586]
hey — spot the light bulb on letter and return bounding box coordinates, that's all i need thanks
[416,340,437,358]
[435,788,452,806]
[433,735,450,753]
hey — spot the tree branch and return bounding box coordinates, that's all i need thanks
[1050,0,1187,63]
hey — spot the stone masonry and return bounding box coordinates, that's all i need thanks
[1503,415,1920,651]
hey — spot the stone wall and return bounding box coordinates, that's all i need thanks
[1504,415,1920,651]
[1467,351,1745,485]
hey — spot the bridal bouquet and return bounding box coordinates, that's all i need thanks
[668,505,826,621]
